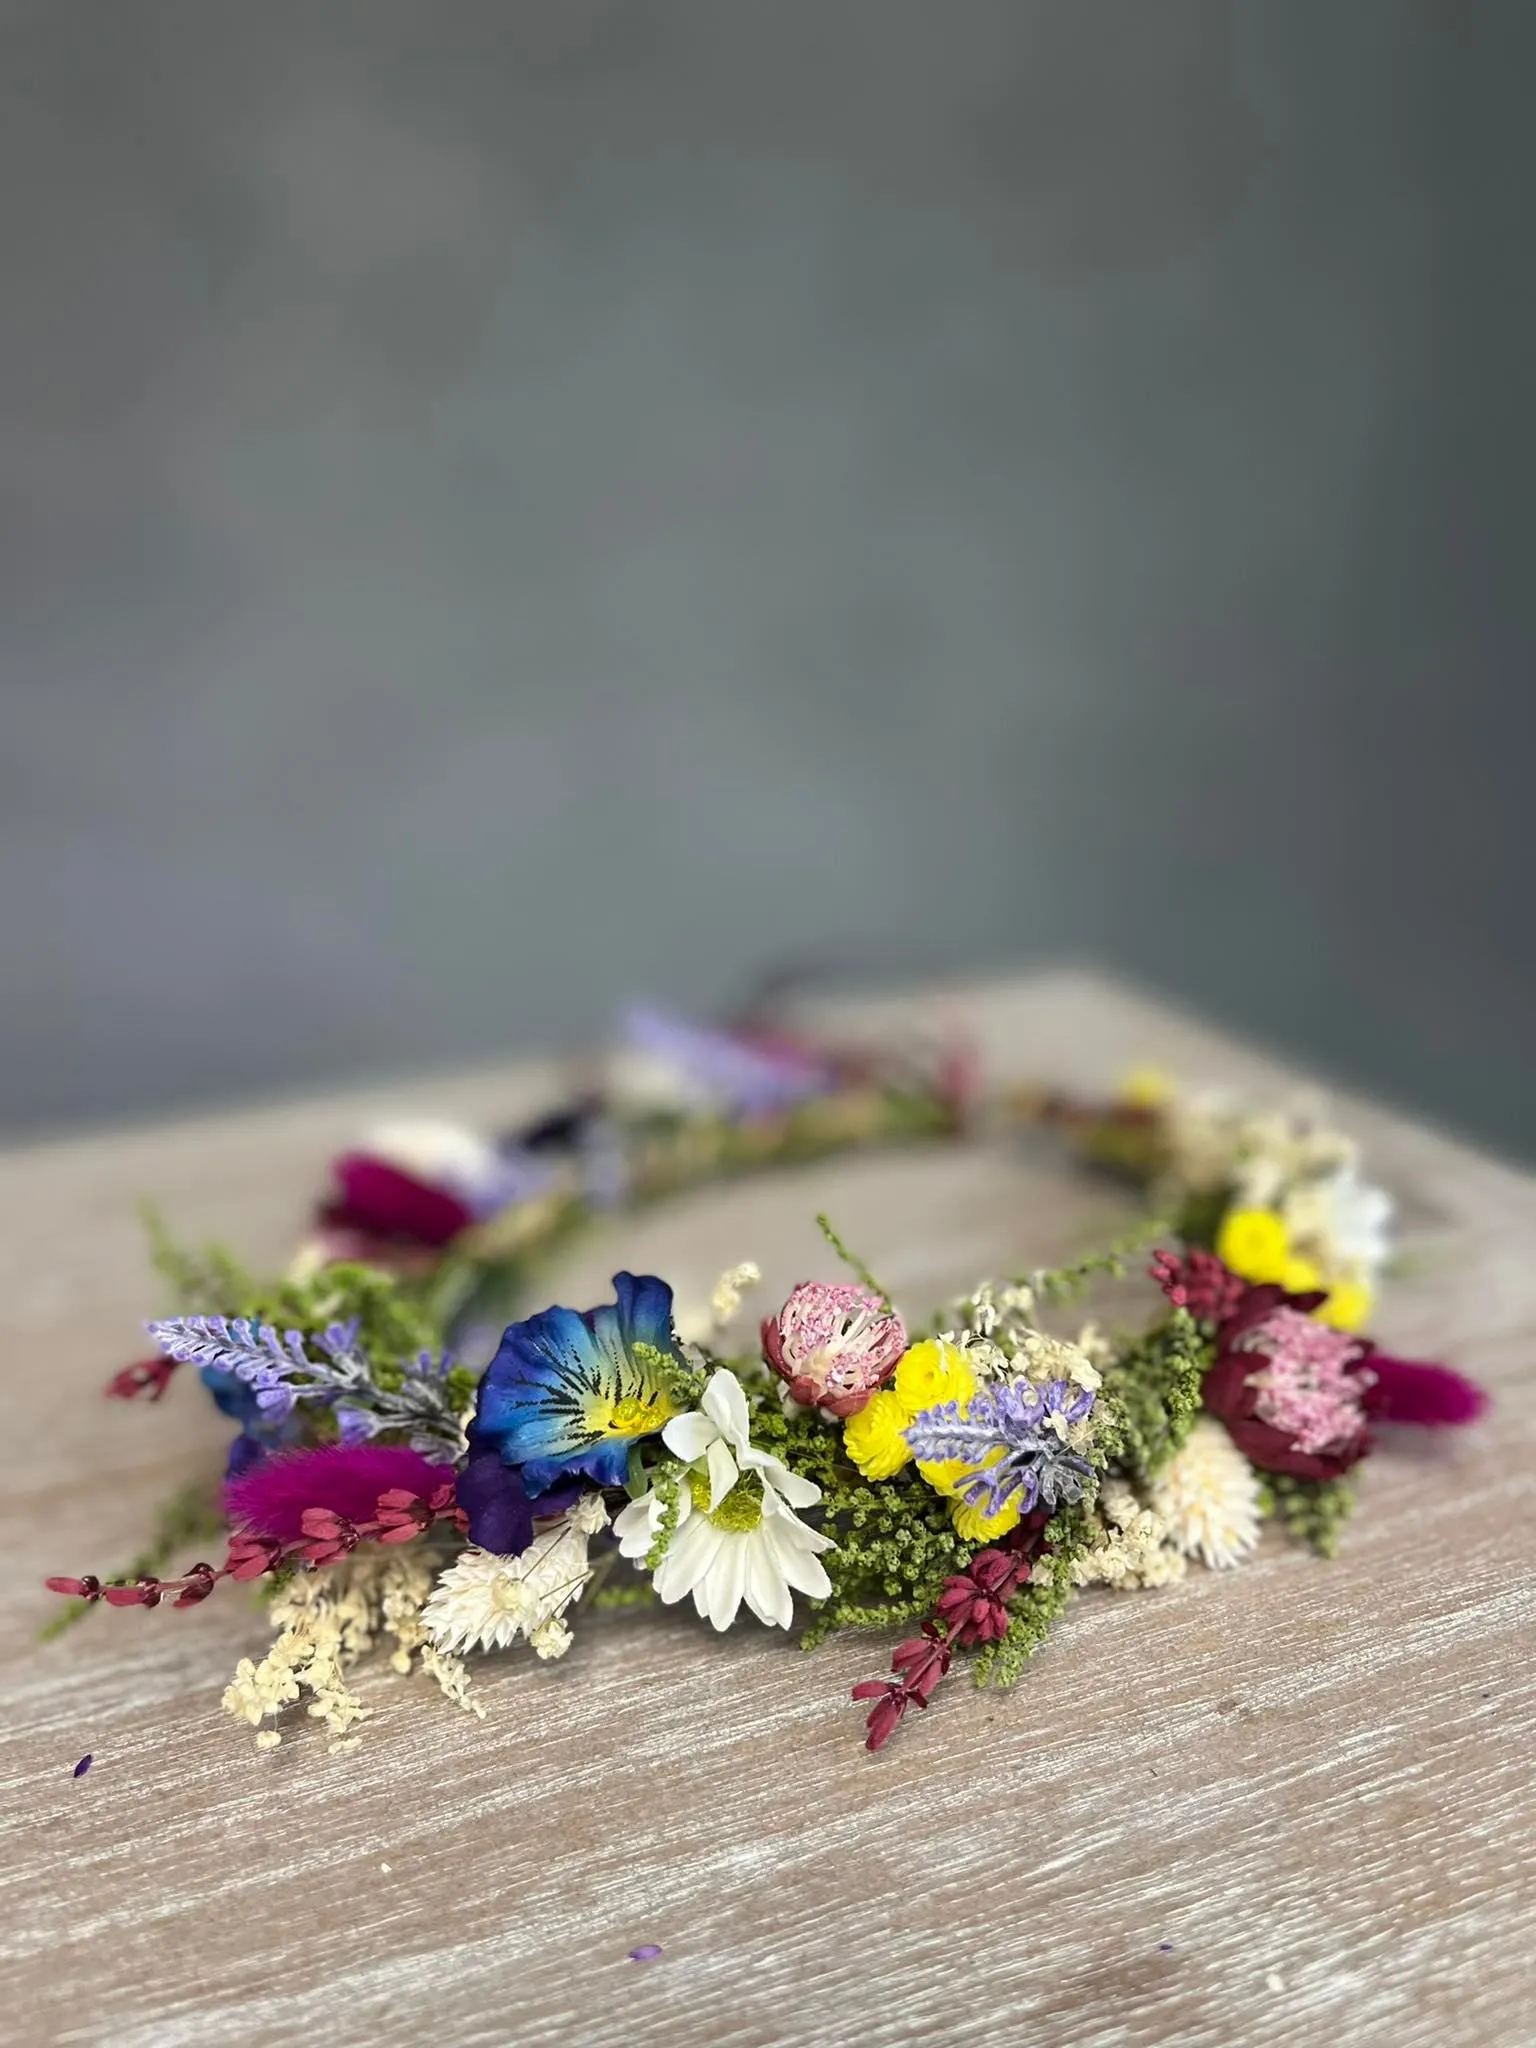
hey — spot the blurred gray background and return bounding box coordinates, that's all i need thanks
[2,1,1532,1154]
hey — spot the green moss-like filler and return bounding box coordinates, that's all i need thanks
[744,1385,972,1643]
[143,1204,258,1315]
[643,1462,684,1570]
[1094,1307,1208,1485]
[972,1501,1096,1688]
[1260,1472,1356,1556]
[40,1480,223,1641]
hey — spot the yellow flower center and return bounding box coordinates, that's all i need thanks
[607,1393,670,1437]
[686,1466,764,1530]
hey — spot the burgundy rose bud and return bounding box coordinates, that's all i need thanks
[761,1281,907,1417]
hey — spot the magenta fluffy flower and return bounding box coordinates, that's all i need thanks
[321,1154,474,1251]
[223,1444,456,1542]
[1361,1355,1489,1428]
[761,1281,907,1417]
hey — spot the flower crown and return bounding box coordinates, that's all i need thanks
[47,1017,1487,1753]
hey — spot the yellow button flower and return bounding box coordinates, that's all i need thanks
[892,1338,977,1419]
[842,1389,914,1480]
[1279,1254,1323,1295]
[1216,1207,1291,1285]
[1316,1278,1373,1333]
[950,1493,1023,1543]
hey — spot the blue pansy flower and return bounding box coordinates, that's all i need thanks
[473,1271,682,1495]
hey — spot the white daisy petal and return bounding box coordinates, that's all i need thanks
[654,1515,724,1608]
[663,1411,718,1462]
[705,1436,739,1511]
[704,1533,747,1630]
[762,1461,821,1511]
[745,1541,794,1628]
[612,1493,656,1557]
[701,1367,752,1451]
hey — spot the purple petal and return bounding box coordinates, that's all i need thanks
[73,1754,93,1778]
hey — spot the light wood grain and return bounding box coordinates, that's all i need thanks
[2,971,1532,2048]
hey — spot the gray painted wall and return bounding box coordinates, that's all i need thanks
[3,3,1532,1153]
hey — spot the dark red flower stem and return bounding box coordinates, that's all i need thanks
[45,1484,464,1611]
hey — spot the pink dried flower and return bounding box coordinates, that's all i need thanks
[225,1533,284,1581]
[1237,1309,1373,1456]
[761,1281,906,1417]
[374,1483,460,1542]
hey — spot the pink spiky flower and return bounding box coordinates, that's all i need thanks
[761,1281,907,1417]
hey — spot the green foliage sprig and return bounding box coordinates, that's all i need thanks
[1261,1472,1357,1556]
[1094,1306,1208,1483]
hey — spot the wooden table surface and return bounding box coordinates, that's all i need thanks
[2,971,1532,2048]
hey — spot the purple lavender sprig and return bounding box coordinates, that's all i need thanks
[146,1316,465,1457]
[904,1377,1096,1518]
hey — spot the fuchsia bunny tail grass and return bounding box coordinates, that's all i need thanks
[1363,1355,1489,1428]
[224,1444,457,1542]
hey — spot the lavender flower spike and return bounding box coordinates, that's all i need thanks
[147,1315,467,1458]
[904,1377,1095,1518]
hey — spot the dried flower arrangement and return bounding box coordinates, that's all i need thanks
[47,1016,1487,1752]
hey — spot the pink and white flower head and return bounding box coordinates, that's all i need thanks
[761,1282,907,1418]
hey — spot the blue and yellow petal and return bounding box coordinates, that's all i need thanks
[473,1271,681,1495]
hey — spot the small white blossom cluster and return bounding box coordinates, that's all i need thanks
[421,1494,611,1659]
[1070,1481,1187,1591]
[1158,1093,1393,1292]
[675,1260,763,1345]
[223,1548,484,1749]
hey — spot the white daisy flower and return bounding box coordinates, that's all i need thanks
[1283,1165,1393,1281]
[1149,1419,1262,1570]
[421,1494,609,1657]
[613,1368,833,1630]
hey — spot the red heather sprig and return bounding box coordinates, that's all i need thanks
[851,1522,1053,1750]
[45,1483,463,1610]
[104,1356,182,1401]
[933,1544,1034,1645]
[852,1622,954,1752]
